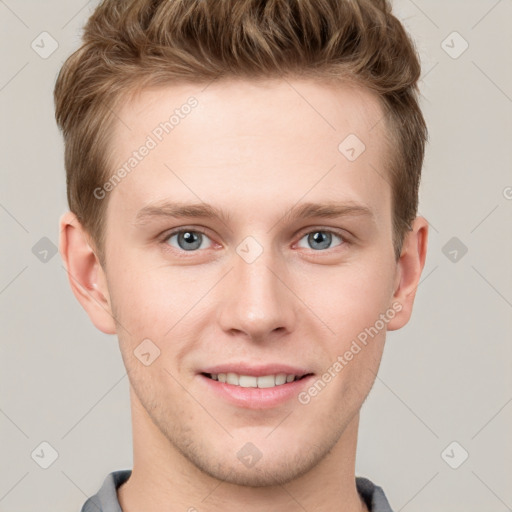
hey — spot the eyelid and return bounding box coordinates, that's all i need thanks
[162,226,211,240]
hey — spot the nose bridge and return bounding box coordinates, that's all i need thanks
[217,238,296,340]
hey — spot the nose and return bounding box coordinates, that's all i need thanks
[216,242,298,343]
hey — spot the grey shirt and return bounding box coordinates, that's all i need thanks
[81,470,395,511]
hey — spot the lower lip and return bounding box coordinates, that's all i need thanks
[198,374,314,409]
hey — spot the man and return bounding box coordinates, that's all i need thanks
[54,0,428,510]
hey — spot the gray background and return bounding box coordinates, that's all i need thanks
[1,1,511,511]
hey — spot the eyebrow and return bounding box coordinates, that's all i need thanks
[134,200,375,227]
[279,200,375,225]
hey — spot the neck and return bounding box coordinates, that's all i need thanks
[118,386,368,512]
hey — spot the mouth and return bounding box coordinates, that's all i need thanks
[197,364,316,408]
[201,372,313,389]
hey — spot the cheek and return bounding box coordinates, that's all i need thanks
[300,259,395,342]
[109,273,163,332]
[106,255,216,347]
[293,259,393,405]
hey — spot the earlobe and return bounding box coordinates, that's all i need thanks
[59,211,117,335]
[387,216,429,331]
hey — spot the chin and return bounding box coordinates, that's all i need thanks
[178,439,328,488]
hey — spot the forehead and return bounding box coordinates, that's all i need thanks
[107,78,392,225]
[116,77,386,148]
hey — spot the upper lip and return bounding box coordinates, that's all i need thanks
[199,363,313,377]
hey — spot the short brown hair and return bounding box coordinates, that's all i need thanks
[54,0,427,262]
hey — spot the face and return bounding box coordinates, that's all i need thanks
[98,78,404,485]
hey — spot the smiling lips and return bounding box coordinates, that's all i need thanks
[200,364,313,389]
[199,365,315,409]
[203,372,309,388]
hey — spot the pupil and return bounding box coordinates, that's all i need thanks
[180,231,201,250]
[310,231,331,250]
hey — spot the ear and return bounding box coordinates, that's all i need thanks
[59,211,117,334]
[387,216,429,331]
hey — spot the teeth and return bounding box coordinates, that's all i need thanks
[257,375,275,388]
[239,375,258,388]
[209,373,301,388]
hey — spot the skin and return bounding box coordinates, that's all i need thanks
[60,78,428,512]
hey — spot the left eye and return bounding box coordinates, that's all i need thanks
[165,230,213,251]
[296,230,344,251]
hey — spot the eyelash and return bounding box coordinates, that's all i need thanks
[160,226,349,255]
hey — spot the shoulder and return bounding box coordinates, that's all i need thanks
[356,476,395,512]
[80,470,132,512]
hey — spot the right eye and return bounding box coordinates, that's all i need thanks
[164,229,214,252]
